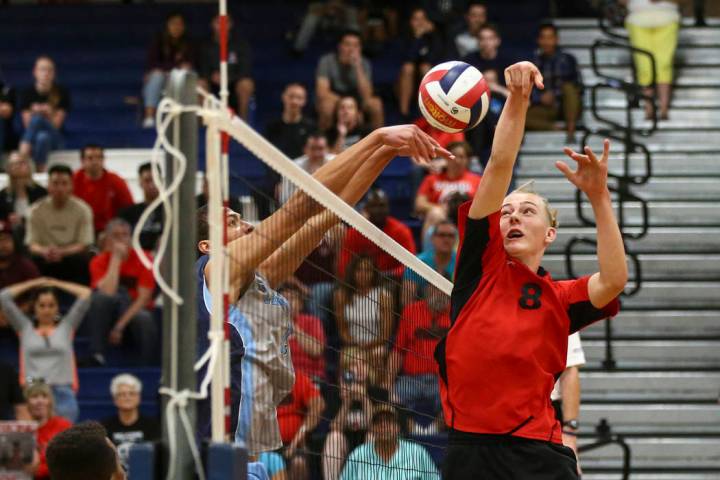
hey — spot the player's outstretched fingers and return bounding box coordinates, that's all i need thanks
[555,160,575,180]
[600,138,611,163]
[584,145,599,164]
[562,147,590,165]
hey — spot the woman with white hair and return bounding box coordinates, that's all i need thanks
[101,373,159,464]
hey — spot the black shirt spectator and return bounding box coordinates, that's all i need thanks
[118,162,163,251]
[0,80,18,153]
[462,24,513,78]
[265,84,316,160]
[18,85,71,118]
[102,415,160,448]
[0,361,26,420]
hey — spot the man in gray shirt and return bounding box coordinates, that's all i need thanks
[315,30,384,130]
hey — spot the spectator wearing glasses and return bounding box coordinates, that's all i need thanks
[0,277,91,422]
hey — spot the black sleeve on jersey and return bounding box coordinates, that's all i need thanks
[450,216,491,323]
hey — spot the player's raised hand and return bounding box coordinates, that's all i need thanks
[504,61,544,99]
[557,138,611,199]
[378,124,454,166]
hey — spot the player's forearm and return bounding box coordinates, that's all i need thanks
[311,130,384,195]
[590,190,628,294]
[335,145,397,205]
[560,366,581,423]
[355,69,374,100]
[488,94,529,170]
[96,257,123,295]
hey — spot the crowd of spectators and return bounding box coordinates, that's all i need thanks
[0,2,591,479]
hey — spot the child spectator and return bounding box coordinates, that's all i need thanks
[327,96,371,154]
[454,2,488,58]
[25,381,72,480]
[26,164,94,285]
[281,284,326,382]
[0,152,47,241]
[315,31,383,130]
[198,14,255,120]
[118,162,163,251]
[18,56,70,170]
[0,360,28,420]
[0,76,18,156]
[86,219,158,366]
[73,144,134,233]
[0,277,91,422]
[142,12,196,128]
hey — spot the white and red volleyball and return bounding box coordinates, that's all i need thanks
[418,61,490,133]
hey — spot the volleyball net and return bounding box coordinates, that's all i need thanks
[142,71,452,479]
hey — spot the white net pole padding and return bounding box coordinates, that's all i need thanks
[204,104,453,296]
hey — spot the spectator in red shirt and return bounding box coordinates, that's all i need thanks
[73,144,134,233]
[25,381,72,480]
[337,188,416,278]
[0,220,40,329]
[415,141,481,242]
[280,284,326,382]
[85,219,158,366]
[277,371,325,480]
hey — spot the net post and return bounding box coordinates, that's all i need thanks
[162,69,199,480]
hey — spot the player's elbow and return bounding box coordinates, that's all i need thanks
[603,267,628,298]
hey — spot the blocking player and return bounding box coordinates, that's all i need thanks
[435,61,627,479]
[195,125,452,454]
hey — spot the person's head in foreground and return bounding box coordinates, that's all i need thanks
[46,421,126,480]
[110,374,142,417]
[196,205,254,255]
[371,406,401,445]
[24,381,54,423]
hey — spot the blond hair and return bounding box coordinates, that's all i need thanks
[510,180,558,228]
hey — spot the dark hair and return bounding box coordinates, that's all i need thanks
[48,164,73,178]
[138,162,152,176]
[433,219,457,235]
[165,11,186,24]
[479,23,500,37]
[197,205,209,243]
[538,22,558,36]
[80,144,103,159]
[467,1,487,11]
[46,421,117,480]
[307,131,329,143]
[33,287,59,323]
[284,82,306,93]
[446,141,473,157]
[343,254,380,294]
[339,29,362,44]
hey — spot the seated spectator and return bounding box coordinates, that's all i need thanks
[277,133,334,205]
[526,23,583,142]
[18,56,70,170]
[389,283,449,435]
[292,1,361,55]
[322,347,389,480]
[25,381,72,480]
[1,277,91,422]
[0,77,18,156]
[397,7,443,117]
[461,24,512,76]
[454,2,487,58]
[101,373,160,467]
[0,220,40,329]
[281,284,326,382]
[326,96,370,154]
[142,12,196,128]
[118,162,163,251]
[315,31,383,130]
[415,141,481,241]
[334,255,393,368]
[198,14,255,120]
[86,219,158,366]
[277,370,325,480]
[0,360,28,420]
[46,421,126,480]
[73,144,134,234]
[26,164,94,285]
[339,406,439,480]
[0,152,47,242]
[401,221,456,307]
[337,189,416,278]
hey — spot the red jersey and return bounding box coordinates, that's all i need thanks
[289,313,326,380]
[73,169,134,232]
[277,372,321,444]
[90,249,155,303]
[337,216,416,277]
[435,202,619,444]
[418,171,482,205]
[394,300,450,376]
[36,416,72,479]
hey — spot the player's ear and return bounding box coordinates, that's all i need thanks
[544,227,557,246]
[198,240,210,254]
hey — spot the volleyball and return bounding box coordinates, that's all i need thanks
[418,60,491,133]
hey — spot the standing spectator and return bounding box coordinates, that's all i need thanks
[101,373,160,467]
[0,76,18,156]
[25,382,72,480]
[198,14,255,120]
[454,3,488,58]
[401,220,456,307]
[337,189,416,278]
[340,406,440,480]
[281,284,326,382]
[461,24,512,75]
[526,23,583,143]
[415,141,481,242]
[277,371,325,480]
[73,144,134,233]
[0,360,28,420]
[46,421,126,480]
[278,133,334,205]
[118,162,163,251]
[397,7,443,118]
[0,219,40,329]
[1,277,91,422]
[142,12,196,128]
[0,152,47,241]
[315,31,384,130]
[86,219,158,366]
[622,0,680,120]
[292,1,360,55]
[26,164,94,285]
[18,56,70,170]
[326,96,370,154]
